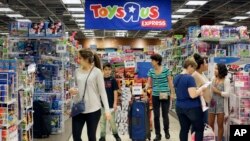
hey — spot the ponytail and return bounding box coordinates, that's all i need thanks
[93,53,101,69]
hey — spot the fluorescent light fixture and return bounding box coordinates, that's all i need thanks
[75,19,85,22]
[67,8,84,12]
[172,15,186,19]
[116,30,127,33]
[0,33,9,35]
[220,21,236,25]
[232,16,248,20]
[150,31,161,33]
[172,20,178,23]
[6,14,23,18]
[62,0,81,4]
[176,9,195,13]
[83,30,93,32]
[71,14,85,18]
[80,27,85,30]
[246,11,250,14]
[0,8,14,12]
[147,32,159,35]
[16,19,31,22]
[78,24,85,26]
[185,1,208,6]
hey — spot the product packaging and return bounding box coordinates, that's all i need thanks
[9,22,29,37]
[46,21,64,37]
[29,21,46,37]
[237,26,249,39]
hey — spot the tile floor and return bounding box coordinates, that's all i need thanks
[68,115,180,141]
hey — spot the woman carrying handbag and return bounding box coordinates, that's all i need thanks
[69,48,111,141]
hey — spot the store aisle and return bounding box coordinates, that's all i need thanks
[68,115,180,141]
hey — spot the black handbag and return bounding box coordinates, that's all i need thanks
[71,67,94,117]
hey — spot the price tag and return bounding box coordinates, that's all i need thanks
[56,44,67,53]
[235,81,244,87]
[132,85,142,95]
[124,60,135,68]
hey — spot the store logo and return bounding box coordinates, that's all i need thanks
[90,2,166,28]
[230,125,250,140]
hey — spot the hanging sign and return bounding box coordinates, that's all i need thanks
[85,0,172,30]
[124,60,136,68]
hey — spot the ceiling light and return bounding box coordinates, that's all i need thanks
[172,15,186,19]
[0,33,9,35]
[67,8,84,12]
[75,19,85,22]
[220,21,236,25]
[116,30,127,33]
[185,1,208,6]
[78,24,85,26]
[172,20,178,23]
[246,11,250,14]
[147,32,159,35]
[62,0,81,4]
[80,27,85,30]
[16,19,31,22]
[176,9,195,13]
[71,14,85,18]
[6,14,23,18]
[150,31,162,33]
[232,16,248,20]
[83,30,94,32]
[0,8,14,12]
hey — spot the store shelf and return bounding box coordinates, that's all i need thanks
[232,94,250,99]
[0,98,16,105]
[50,110,63,113]
[23,122,33,131]
[25,104,33,109]
[34,92,62,95]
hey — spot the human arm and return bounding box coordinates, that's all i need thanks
[96,70,111,119]
[167,75,175,100]
[69,69,79,96]
[212,78,230,97]
[188,76,206,99]
[112,78,119,111]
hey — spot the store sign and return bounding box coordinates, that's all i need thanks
[85,0,172,30]
[56,43,67,53]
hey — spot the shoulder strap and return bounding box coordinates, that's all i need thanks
[82,67,94,101]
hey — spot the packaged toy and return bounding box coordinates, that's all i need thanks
[29,21,46,37]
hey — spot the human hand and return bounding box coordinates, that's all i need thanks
[69,88,79,96]
[105,112,111,121]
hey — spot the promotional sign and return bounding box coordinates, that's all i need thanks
[85,0,172,30]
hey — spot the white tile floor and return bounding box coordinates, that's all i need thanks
[68,115,180,141]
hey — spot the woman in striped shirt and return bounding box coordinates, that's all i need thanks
[145,54,175,141]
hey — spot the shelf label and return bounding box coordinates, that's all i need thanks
[132,85,142,95]
[124,60,135,68]
[56,44,67,53]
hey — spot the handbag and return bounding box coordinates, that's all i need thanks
[71,67,94,117]
[159,92,169,100]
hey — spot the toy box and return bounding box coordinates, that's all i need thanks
[46,22,64,37]
[9,22,29,37]
[29,21,46,37]
[188,26,201,39]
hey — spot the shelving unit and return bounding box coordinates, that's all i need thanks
[230,73,250,125]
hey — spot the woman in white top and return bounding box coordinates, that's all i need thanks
[208,63,230,141]
[192,53,211,123]
[69,48,111,141]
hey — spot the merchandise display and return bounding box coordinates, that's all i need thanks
[1,1,250,140]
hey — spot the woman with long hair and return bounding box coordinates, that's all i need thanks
[69,48,111,141]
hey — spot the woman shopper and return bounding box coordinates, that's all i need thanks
[145,54,175,141]
[69,48,111,141]
[192,53,211,123]
[174,57,207,141]
[208,64,230,141]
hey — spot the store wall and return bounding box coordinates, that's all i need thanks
[80,38,161,48]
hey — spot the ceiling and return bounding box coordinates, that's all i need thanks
[1,0,250,39]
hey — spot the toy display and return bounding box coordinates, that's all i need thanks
[9,22,29,37]
[46,22,64,37]
[237,26,249,39]
[29,21,46,37]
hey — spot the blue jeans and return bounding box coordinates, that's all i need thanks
[176,106,204,141]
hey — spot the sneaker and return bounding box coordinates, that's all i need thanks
[113,134,121,141]
[165,132,170,139]
[99,137,105,141]
[153,134,161,141]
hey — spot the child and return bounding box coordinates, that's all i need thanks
[99,63,121,141]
